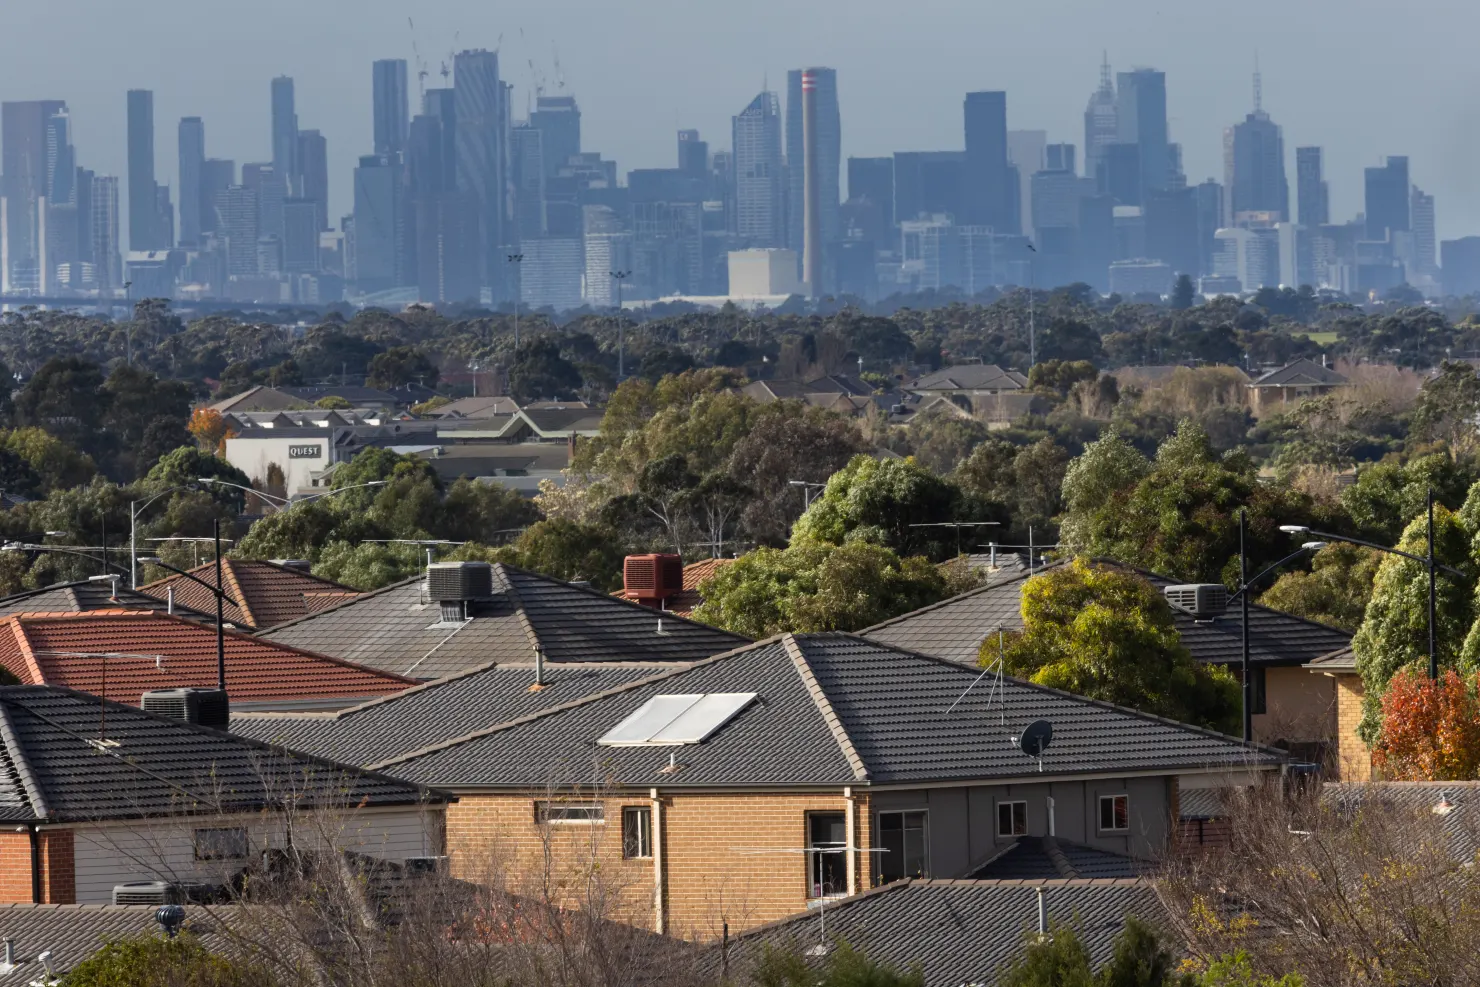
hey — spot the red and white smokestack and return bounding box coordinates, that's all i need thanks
[801,69,822,300]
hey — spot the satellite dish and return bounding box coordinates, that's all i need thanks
[1018,720,1053,758]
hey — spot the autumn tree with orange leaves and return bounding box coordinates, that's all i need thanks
[188,407,234,455]
[1372,667,1480,780]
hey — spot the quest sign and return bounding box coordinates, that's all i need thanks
[288,445,324,459]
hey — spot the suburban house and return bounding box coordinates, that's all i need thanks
[864,561,1351,761]
[343,632,1279,939]
[210,384,441,414]
[0,610,415,712]
[0,685,446,905]
[724,878,1158,986]
[0,581,214,622]
[138,559,359,630]
[740,376,876,417]
[1246,359,1349,414]
[258,562,749,681]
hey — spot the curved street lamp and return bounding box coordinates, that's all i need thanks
[196,478,387,513]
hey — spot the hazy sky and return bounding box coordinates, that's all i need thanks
[6,0,1480,242]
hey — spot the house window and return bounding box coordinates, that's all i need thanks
[535,801,605,825]
[193,827,248,861]
[1250,666,1267,715]
[997,801,1028,838]
[622,806,652,859]
[1099,795,1130,833]
[806,812,847,899]
[876,810,928,884]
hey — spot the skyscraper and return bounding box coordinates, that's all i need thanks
[1296,147,1329,228]
[90,174,120,290]
[420,89,457,192]
[127,90,166,251]
[353,153,404,291]
[372,60,409,157]
[178,117,205,245]
[964,91,1013,232]
[1365,156,1410,242]
[786,68,841,283]
[199,159,235,235]
[453,49,508,291]
[270,77,299,194]
[847,156,894,232]
[3,99,68,287]
[530,95,580,178]
[511,124,546,241]
[1411,186,1436,276]
[1007,130,1046,234]
[677,130,708,178]
[1223,75,1288,224]
[215,184,258,276]
[732,90,784,246]
[297,130,328,231]
[1115,68,1169,200]
[1084,55,1118,185]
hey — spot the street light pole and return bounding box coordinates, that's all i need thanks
[123,281,134,366]
[214,518,224,692]
[1026,242,1037,372]
[610,270,630,379]
[1428,487,1438,681]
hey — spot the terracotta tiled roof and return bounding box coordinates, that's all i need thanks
[667,558,734,616]
[0,611,414,708]
[138,559,359,629]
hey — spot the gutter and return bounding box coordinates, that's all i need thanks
[27,826,38,904]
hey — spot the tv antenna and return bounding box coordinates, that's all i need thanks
[945,626,1006,729]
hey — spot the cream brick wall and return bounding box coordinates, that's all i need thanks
[1334,673,1371,781]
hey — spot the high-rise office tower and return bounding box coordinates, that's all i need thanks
[90,174,120,290]
[270,77,299,195]
[297,130,328,231]
[847,156,894,230]
[1365,156,1410,241]
[893,151,967,224]
[215,184,259,276]
[798,69,824,296]
[1411,186,1436,276]
[732,90,784,246]
[530,95,580,179]
[1223,74,1288,224]
[964,91,1013,232]
[786,68,841,282]
[1296,147,1328,229]
[511,124,546,241]
[1084,55,1118,185]
[420,89,457,192]
[178,117,205,245]
[1115,68,1169,201]
[353,153,404,291]
[1045,143,1076,174]
[199,159,235,235]
[127,90,166,251]
[281,198,320,273]
[372,59,409,157]
[453,49,507,290]
[678,130,708,179]
[1194,179,1224,277]
[1007,130,1046,235]
[242,163,286,244]
[3,99,68,287]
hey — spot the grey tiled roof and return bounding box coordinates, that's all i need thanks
[905,364,1029,392]
[232,661,672,766]
[1249,359,1348,388]
[377,633,1281,789]
[970,837,1146,880]
[1325,782,1480,861]
[0,581,213,621]
[0,904,250,980]
[724,879,1160,987]
[865,561,1351,668]
[259,564,748,680]
[0,685,442,822]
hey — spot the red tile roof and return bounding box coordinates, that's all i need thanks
[0,611,414,706]
[613,558,734,617]
[138,559,359,629]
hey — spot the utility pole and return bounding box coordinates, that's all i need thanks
[507,254,524,349]
[610,270,630,378]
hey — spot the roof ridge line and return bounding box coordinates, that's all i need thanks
[0,700,47,819]
[495,568,543,658]
[1042,835,1079,879]
[725,877,916,942]
[8,618,45,686]
[366,635,780,771]
[221,560,255,628]
[500,563,749,638]
[860,569,1035,633]
[781,634,868,783]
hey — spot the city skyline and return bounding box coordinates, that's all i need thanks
[3,0,1477,242]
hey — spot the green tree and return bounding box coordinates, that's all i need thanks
[314,395,353,409]
[693,541,948,637]
[366,345,440,389]
[312,539,424,589]
[1256,543,1382,632]
[61,931,271,987]
[1,426,98,493]
[1058,428,1150,552]
[101,364,194,480]
[1098,916,1183,987]
[1411,361,1480,455]
[726,412,871,547]
[748,940,924,987]
[1340,454,1476,544]
[791,455,968,559]
[495,518,626,590]
[144,447,253,505]
[1195,953,1304,987]
[1354,506,1475,743]
[13,355,110,455]
[1171,273,1196,311]
[507,338,583,402]
[998,560,1240,733]
[997,923,1095,987]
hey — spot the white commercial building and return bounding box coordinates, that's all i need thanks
[728,247,802,299]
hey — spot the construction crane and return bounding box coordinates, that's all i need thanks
[551,44,565,91]
[408,18,429,97]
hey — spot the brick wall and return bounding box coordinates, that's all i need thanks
[1334,673,1371,782]
[444,789,865,940]
[38,830,74,904]
[0,831,31,903]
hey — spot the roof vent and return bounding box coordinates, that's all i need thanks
[141,688,230,730]
[623,554,683,605]
[272,559,314,573]
[427,562,494,603]
[1164,584,1228,618]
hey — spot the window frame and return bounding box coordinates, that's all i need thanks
[1098,794,1130,833]
[621,805,653,859]
[805,811,848,900]
[996,800,1028,838]
[193,826,249,861]
[534,801,606,825]
[875,809,930,884]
